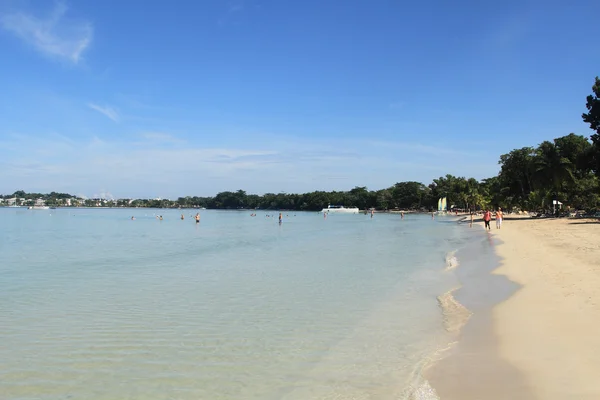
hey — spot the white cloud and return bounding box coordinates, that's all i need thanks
[0,2,92,63]
[138,132,185,144]
[88,103,120,122]
[365,140,470,156]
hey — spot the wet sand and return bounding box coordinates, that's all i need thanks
[428,217,600,399]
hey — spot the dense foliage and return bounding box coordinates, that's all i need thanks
[582,76,600,178]
[3,77,599,212]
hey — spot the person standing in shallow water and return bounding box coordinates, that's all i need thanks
[195,213,200,223]
[278,212,282,224]
[483,210,492,230]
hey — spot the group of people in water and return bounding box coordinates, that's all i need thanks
[130,209,504,231]
[131,213,201,223]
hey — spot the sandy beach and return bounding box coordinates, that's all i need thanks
[428,217,600,399]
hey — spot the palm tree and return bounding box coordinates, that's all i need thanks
[534,141,575,200]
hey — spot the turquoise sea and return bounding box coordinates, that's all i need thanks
[0,208,478,399]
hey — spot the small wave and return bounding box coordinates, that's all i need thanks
[408,380,441,400]
[444,250,459,271]
[398,376,441,400]
[437,289,472,334]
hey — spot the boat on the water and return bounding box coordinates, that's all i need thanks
[321,204,360,214]
[28,206,50,210]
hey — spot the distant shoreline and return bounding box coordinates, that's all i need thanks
[1,206,441,213]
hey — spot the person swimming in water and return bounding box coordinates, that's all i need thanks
[159,215,163,221]
[131,216,135,220]
[181,214,185,220]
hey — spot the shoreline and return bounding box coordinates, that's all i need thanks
[427,217,600,399]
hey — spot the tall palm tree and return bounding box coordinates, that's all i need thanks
[534,141,575,201]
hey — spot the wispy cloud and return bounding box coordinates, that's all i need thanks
[389,102,405,109]
[366,140,470,156]
[0,2,93,63]
[88,103,120,122]
[218,1,246,26]
[228,1,245,13]
[0,132,497,198]
[138,132,185,144]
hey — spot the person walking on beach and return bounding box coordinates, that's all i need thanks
[483,210,492,230]
[470,212,474,228]
[495,207,503,229]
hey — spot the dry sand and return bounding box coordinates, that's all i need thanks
[429,217,600,399]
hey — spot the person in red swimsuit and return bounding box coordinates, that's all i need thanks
[483,210,491,230]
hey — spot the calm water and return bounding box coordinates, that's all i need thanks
[0,208,473,399]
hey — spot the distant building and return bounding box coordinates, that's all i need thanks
[65,198,72,206]
[7,198,17,206]
[35,198,46,206]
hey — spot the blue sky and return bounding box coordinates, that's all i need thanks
[1,0,598,199]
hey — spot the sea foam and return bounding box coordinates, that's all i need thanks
[444,250,460,270]
[437,288,472,334]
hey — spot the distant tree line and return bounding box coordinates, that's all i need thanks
[3,77,599,212]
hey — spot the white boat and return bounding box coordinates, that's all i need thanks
[28,206,50,210]
[321,204,360,214]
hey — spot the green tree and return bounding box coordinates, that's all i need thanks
[391,182,428,209]
[582,76,600,138]
[536,141,575,191]
[582,77,600,177]
[497,147,536,208]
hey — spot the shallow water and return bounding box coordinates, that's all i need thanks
[0,208,473,399]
